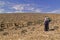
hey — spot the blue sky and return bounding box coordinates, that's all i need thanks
[0,0,60,13]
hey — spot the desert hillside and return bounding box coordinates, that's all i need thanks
[0,13,60,40]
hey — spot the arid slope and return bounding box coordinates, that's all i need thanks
[0,13,60,40]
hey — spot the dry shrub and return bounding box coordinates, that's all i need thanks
[38,20,43,24]
[31,27,35,31]
[0,28,4,31]
[7,23,14,28]
[14,23,24,30]
[34,20,43,25]
[0,23,5,28]
[22,22,28,27]
[54,26,59,30]
[21,29,27,35]
[3,32,9,35]
[27,21,33,26]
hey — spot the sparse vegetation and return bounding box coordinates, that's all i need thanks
[0,13,59,40]
[54,26,59,30]
[31,27,35,31]
[0,23,5,28]
[3,32,9,35]
[21,29,27,35]
[34,20,44,25]
[0,28,4,31]
[27,21,33,26]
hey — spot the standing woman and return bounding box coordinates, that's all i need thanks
[44,17,51,31]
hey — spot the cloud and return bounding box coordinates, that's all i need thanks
[0,9,5,13]
[0,1,42,13]
[47,9,60,13]
[0,1,6,8]
[12,4,42,13]
[13,10,24,13]
[12,4,24,11]
[0,1,5,6]
[34,9,42,13]
[12,4,32,10]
